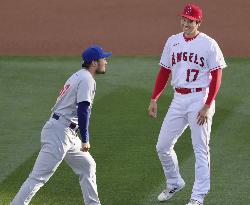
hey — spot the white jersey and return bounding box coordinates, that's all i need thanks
[51,69,96,124]
[160,32,227,88]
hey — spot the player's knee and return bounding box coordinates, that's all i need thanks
[192,144,209,154]
[29,170,54,184]
[88,157,96,171]
[81,156,96,174]
[156,143,162,153]
[156,143,171,155]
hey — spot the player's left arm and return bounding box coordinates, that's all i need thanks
[77,101,91,152]
[197,68,222,125]
[205,68,222,106]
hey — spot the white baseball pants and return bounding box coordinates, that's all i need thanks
[11,118,101,205]
[156,91,215,203]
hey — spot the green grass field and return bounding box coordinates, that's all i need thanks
[0,56,249,205]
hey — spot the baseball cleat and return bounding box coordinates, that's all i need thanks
[157,180,185,202]
[186,199,203,205]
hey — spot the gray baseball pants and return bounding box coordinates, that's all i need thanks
[11,118,101,205]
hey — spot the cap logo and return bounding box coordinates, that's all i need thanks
[186,6,192,15]
[182,4,202,20]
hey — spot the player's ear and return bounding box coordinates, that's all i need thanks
[196,20,202,26]
[91,60,98,67]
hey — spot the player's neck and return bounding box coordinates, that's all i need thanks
[183,31,200,41]
[184,30,200,39]
[84,68,96,78]
[89,69,96,78]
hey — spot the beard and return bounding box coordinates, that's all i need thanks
[96,69,106,74]
[95,64,106,74]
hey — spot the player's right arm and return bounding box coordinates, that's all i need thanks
[148,66,171,118]
[148,38,172,118]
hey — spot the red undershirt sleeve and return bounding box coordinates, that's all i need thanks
[151,66,171,101]
[205,68,222,107]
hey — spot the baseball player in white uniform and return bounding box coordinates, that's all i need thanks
[148,4,227,205]
[11,45,112,205]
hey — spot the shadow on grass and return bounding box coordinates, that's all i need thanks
[1,86,238,205]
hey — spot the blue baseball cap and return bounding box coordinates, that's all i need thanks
[82,45,112,64]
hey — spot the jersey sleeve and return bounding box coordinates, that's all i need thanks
[159,38,172,70]
[77,101,91,143]
[76,78,95,104]
[205,69,222,107]
[208,40,227,71]
[151,67,171,101]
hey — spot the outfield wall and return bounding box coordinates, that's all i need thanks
[1,0,249,56]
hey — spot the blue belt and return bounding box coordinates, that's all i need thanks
[52,113,78,131]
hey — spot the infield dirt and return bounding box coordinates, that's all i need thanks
[1,0,249,56]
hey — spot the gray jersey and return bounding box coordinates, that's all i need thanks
[51,69,96,124]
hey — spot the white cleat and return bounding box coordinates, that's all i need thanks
[186,199,203,205]
[157,180,185,202]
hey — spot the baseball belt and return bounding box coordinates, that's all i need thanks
[175,87,203,94]
[52,113,78,131]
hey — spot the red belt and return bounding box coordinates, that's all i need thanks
[175,87,203,94]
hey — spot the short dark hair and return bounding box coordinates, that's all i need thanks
[82,59,100,69]
[82,62,91,69]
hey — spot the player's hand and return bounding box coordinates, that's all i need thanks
[197,104,210,125]
[81,142,90,152]
[148,99,157,118]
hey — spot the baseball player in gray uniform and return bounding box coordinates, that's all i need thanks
[11,45,112,205]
